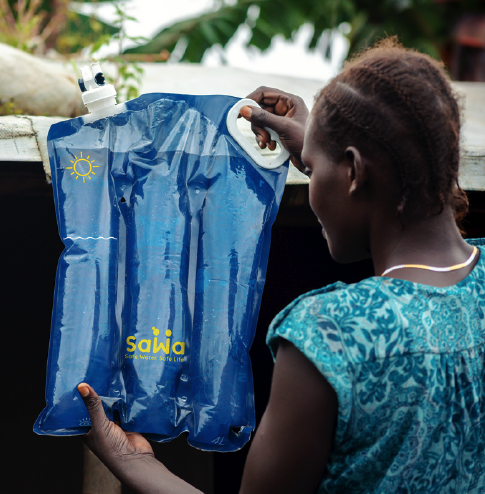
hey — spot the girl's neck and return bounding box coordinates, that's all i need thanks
[371,206,479,287]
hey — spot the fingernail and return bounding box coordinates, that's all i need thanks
[240,106,252,119]
[78,384,90,397]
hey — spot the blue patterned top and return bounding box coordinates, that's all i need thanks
[267,238,485,493]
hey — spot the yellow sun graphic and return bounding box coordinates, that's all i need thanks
[66,151,99,183]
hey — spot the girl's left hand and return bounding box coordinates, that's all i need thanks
[77,383,154,463]
[77,384,202,494]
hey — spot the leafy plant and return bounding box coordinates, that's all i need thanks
[0,0,120,55]
[87,3,148,102]
[123,0,484,66]
[0,97,23,115]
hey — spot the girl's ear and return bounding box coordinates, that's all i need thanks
[345,146,367,195]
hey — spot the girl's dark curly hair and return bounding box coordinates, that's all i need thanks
[313,37,468,227]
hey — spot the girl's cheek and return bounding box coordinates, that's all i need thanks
[308,176,321,210]
[308,182,316,212]
[308,189,324,224]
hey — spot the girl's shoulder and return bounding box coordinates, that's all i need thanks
[271,237,485,324]
[267,277,397,363]
[267,237,485,364]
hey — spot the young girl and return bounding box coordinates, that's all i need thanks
[76,39,485,493]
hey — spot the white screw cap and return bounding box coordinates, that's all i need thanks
[79,62,117,114]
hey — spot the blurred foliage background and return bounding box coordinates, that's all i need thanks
[0,1,148,104]
[0,0,119,54]
[124,0,485,75]
[0,0,484,77]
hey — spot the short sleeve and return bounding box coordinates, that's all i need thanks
[266,283,354,447]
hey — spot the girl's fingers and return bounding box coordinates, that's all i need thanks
[77,383,110,434]
[241,105,288,151]
[253,126,271,148]
[240,106,289,136]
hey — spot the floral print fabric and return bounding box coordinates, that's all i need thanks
[267,238,485,493]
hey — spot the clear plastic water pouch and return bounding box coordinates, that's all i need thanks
[34,92,289,451]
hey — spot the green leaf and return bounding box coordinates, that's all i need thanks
[123,1,252,60]
[126,86,139,100]
[200,20,222,45]
[122,14,139,22]
[127,36,150,44]
[90,33,112,54]
[56,12,119,54]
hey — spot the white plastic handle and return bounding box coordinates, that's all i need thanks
[226,98,290,170]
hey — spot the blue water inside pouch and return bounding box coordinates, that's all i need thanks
[34,92,289,451]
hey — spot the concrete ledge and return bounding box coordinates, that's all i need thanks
[0,66,483,189]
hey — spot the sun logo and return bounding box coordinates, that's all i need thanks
[67,152,99,183]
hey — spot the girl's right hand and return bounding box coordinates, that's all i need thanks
[241,87,309,172]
